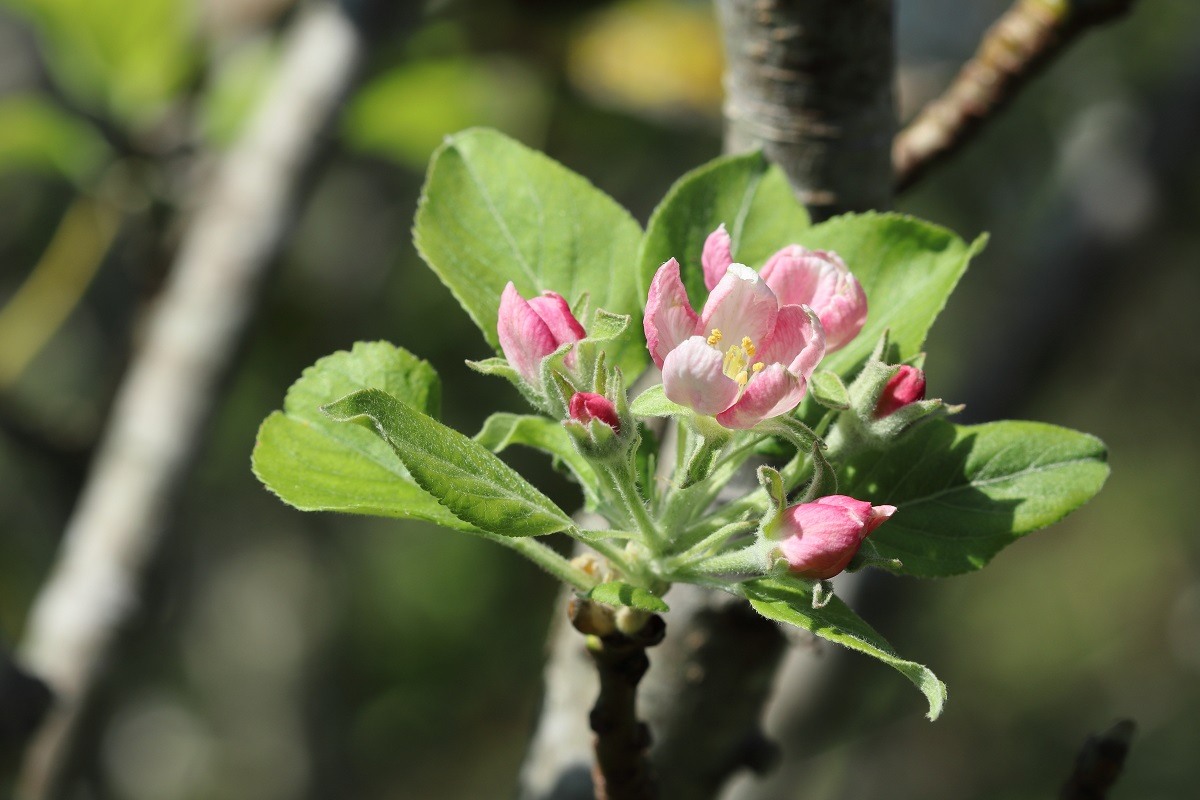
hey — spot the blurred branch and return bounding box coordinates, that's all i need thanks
[13,3,368,797]
[893,0,1140,193]
[0,196,119,390]
[1059,720,1136,800]
[715,0,895,220]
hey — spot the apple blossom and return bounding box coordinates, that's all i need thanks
[644,258,825,429]
[702,226,868,352]
[775,495,897,580]
[497,282,586,384]
[875,365,927,418]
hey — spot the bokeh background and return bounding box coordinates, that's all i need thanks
[1,0,1198,798]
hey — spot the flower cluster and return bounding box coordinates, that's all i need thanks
[493,225,934,587]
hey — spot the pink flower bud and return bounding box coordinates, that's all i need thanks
[759,247,867,352]
[568,392,620,434]
[775,495,896,580]
[874,365,926,418]
[497,282,586,383]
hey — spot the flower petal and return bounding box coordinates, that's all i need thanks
[776,503,867,580]
[701,224,733,291]
[699,264,778,351]
[755,304,826,380]
[715,363,805,429]
[662,337,740,416]
[760,245,824,306]
[528,291,586,346]
[644,258,700,368]
[498,282,558,383]
[814,282,869,351]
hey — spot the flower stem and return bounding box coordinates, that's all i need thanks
[606,464,665,553]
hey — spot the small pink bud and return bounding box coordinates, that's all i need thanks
[497,282,586,383]
[776,495,896,580]
[875,365,926,418]
[569,392,620,434]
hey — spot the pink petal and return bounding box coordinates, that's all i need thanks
[569,392,621,433]
[528,291,586,346]
[816,281,869,352]
[498,282,558,383]
[760,245,824,307]
[714,363,805,429]
[699,264,778,352]
[644,258,700,369]
[702,224,734,291]
[662,337,740,416]
[815,496,897,535]
[776,503,867,580]
[755,305,826,381]
[875,366,926,418]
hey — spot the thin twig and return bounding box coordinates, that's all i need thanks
[893,0,1141,193]
[1059,719,1136,800]
[13,4,366,797]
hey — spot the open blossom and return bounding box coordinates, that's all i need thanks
[775,496,897,580]
[875,365,926,418]
[703,225,868,352]
[497,282,586,384]
[644,258,825,429]
[569,392,620,434]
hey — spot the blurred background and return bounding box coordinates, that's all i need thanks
[0,0,1198,798]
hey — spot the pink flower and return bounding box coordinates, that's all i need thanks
[644,258,825,429]
[874,365,926,418]
[775,496,897,580]
[497,282,586,384]
[703,226,868,352]
[569,392,620,434]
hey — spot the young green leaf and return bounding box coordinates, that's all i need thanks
[252,342,472,529]
[588,581,670,613]
[413,128,646,376]
[323,388,575,537]
[809,370,851,410]
[743,577,947,720]
[839,419,1109,577]
[637,151,811,305]
[629,384,690,418]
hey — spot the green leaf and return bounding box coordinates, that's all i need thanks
[629,384,690,418]
[413,128,646,376]
[324,389,574,537]
[799,214,987,378]
[475,412,601,499]
[743,577,946,720]
[839,419,1109,577]
[252,342,472,529]
[637,150,810,305]
[589,581,670,613]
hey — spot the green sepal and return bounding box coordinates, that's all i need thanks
[809,370,851,410]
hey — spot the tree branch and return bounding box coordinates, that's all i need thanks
[893,0,1140,193]
[716,0,896,220]
[13,4,367,796]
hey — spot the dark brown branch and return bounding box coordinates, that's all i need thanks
[570,599,665,800]
[893,0,1140,193]
[1059,719,1136,800]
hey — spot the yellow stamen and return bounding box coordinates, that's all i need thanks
[752,362,764,372]
[707,328,723,346]
[736,370,749,387]
[741,336,755,358]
